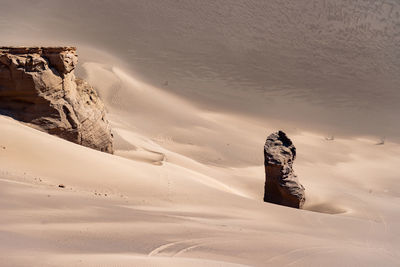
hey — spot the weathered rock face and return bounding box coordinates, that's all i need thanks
[0,47,113,153]
[263,131,305,208]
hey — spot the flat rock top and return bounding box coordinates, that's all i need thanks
[0,47,76,54]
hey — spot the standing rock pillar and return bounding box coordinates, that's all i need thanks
[263,131,305,208]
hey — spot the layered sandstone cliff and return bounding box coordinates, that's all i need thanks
[0,47,113,153]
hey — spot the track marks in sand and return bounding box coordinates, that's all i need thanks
[148,240,184,257]
[173,243,207,257]
[148,238,212,257]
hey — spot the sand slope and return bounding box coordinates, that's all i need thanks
[1,63,399,266]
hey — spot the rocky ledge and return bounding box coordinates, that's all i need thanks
[0,46,113,153]
[263,131,305,208]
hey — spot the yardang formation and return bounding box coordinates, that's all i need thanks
[263,131,305,208]
[0,47,113,153]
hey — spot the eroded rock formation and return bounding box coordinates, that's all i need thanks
[0,47,113,153]
[263,131,305,208]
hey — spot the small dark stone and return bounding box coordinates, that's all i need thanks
[58,184,65,188]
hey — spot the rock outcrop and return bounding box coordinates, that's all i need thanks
[0,47,113,153]
[263,131,305,208]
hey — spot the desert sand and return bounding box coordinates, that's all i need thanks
[1,61,399,266]
[1,1,400,266]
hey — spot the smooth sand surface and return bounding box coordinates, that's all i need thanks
[1,61,399,266]
[2,0,400,140]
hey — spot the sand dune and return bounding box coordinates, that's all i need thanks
[2,0,400,139]
[1,1,400,266]
[1,68,399,265]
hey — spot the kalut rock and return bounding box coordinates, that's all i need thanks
[0,47,113,153]
[263,131,305,208]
